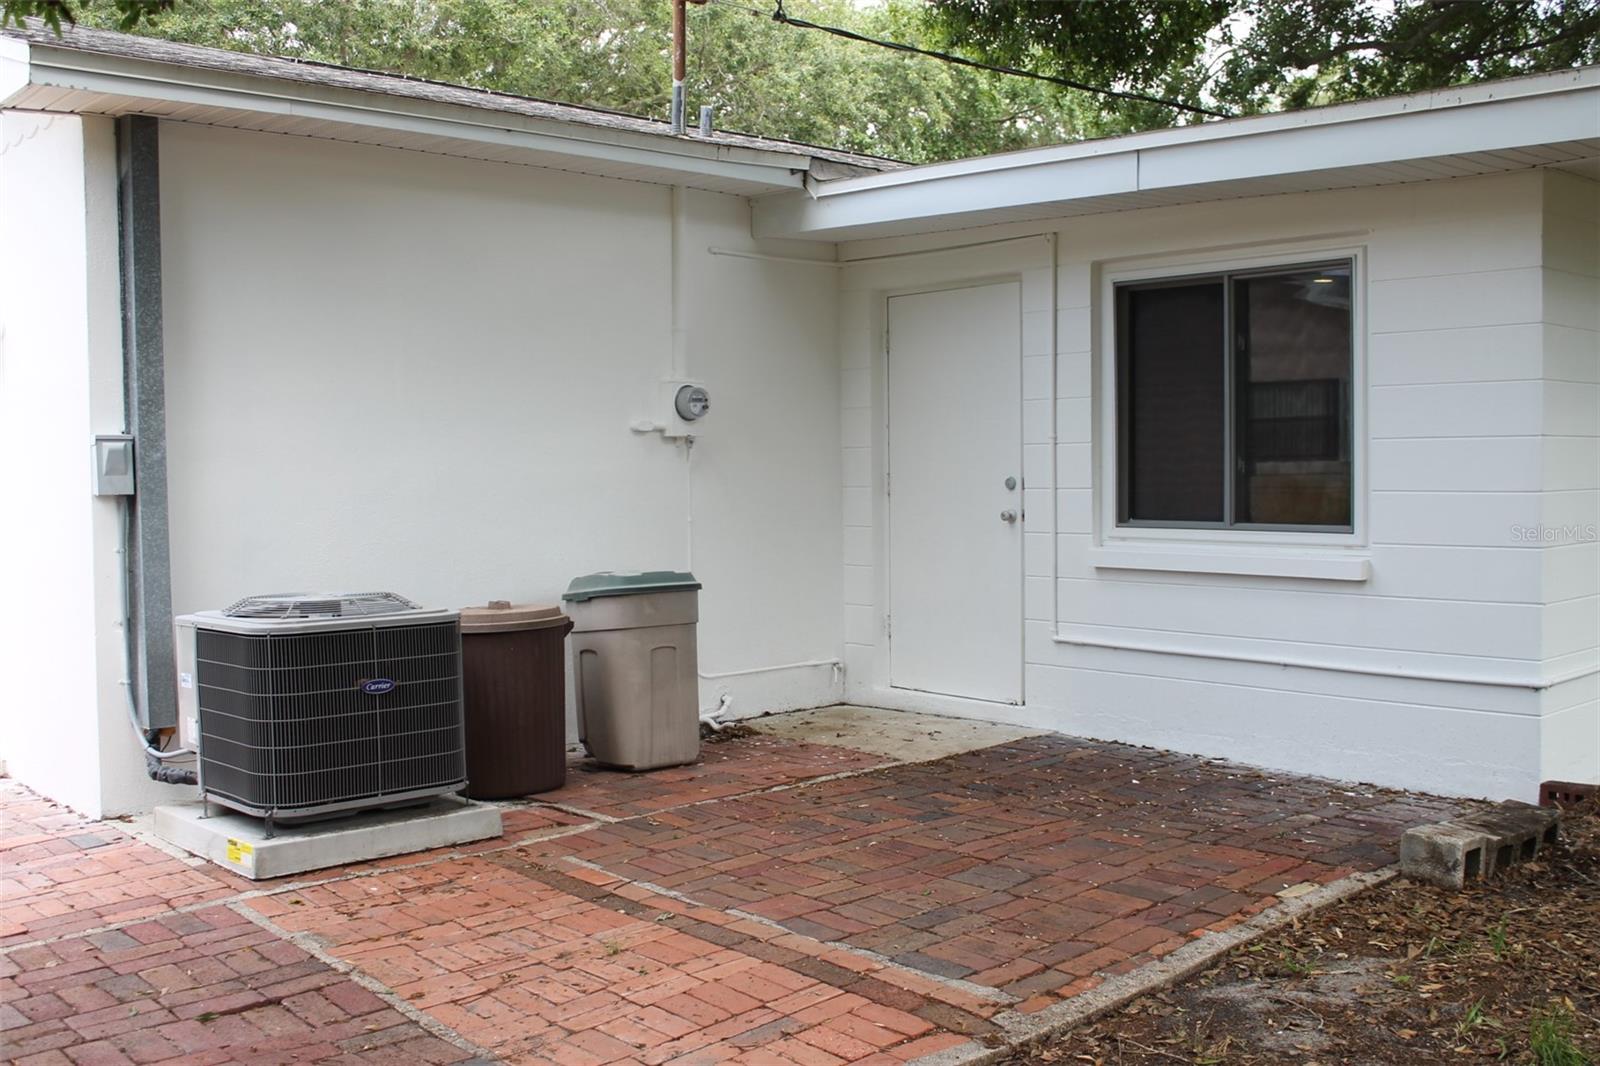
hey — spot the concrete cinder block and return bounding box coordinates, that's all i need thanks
[1400,822,1495,888]
[1400,801,1561,889]
[1462,801,1560,853]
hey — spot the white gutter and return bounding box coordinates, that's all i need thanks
[7,39,809,190]
[755,66,1600,238]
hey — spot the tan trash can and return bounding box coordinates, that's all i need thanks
[562,571,700,771]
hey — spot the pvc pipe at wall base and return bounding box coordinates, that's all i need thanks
[699,658,841,680]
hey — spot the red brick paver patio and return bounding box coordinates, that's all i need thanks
[2,723,1465,1064]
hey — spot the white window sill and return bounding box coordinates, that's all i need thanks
[1089,545,1371,582]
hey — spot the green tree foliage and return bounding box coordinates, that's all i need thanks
[925,0,1600,127]
[8,0,1103,163]
[8,0,1596,160]
[1220,0,1600,108]
[1,0,170,32]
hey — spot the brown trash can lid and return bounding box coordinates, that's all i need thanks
[459,600,571,633]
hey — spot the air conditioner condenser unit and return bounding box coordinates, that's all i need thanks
[175,592,466,826]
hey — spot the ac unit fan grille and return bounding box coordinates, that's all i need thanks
[195,620,465,817]
[223,591,422,620]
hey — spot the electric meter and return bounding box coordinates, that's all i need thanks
[674,384,711,421]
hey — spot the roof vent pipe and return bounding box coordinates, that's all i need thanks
[698,105,713,137]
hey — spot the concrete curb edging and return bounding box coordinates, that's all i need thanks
[909,866,1400,1066]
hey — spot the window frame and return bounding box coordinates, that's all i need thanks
[1099,245,1366,548]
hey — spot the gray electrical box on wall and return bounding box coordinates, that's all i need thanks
[91,435,135,496]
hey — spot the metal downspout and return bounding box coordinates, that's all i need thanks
[116,115,178,736]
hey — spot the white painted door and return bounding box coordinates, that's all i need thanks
[887,282,1023,704]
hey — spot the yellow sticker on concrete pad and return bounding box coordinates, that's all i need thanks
[226,838,255,866]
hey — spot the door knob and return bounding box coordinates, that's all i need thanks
[1000,509,1018,524]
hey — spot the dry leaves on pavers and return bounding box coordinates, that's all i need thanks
[1014,797,1600,1065]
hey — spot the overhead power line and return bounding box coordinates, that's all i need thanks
[707,0,1229,119]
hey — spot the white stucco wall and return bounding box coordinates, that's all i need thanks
[3,119,842,816]
[0,112,175,816]
[155,124,843,764]
[838,169,1600,799]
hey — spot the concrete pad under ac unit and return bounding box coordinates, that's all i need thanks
[154,798,502,880]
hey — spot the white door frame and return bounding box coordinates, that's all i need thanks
[882,276,1027,706]
[837,234,1057,720]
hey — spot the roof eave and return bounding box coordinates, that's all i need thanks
[3,37,811,192]
[754,67,1600,240]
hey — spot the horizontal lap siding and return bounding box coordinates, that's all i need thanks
[1052,174,1552,675]
[840,171,1598,797]
[1056,577,1541,659]
[1024,660,1543,796]
[1538,170,1600,786]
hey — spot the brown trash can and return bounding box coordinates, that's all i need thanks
[458,600,572,798]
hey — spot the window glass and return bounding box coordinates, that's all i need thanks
[1118,281,1225,523]
[1115,260,1353,531]
[1232,266,1352,527]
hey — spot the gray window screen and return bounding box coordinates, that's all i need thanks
[1116,261,1353,530]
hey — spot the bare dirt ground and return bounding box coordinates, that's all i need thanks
[1015,798,1600,1066]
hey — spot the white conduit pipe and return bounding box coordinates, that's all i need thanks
[700,692,733,731]
[670,185,689,381]
[672,187,697,570]
[706,247,841,268]
[699,658,842,680]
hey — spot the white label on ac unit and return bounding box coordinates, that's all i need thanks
[179,673,193,689]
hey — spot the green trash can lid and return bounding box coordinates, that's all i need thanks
[562,570,701,603]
